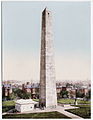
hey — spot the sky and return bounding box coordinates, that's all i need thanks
[2,1,91,82]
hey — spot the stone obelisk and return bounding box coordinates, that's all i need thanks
[39,8,57,108]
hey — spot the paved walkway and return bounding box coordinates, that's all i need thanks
[20,105,83,119]
[56,105,83,119]
[2,105,84,119]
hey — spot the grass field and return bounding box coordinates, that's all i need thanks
[2,111,71,119]
[2,99,90,114]
[33,99,39,102]
[57,99,90,104]
[2,100,15,107]
[33,98,90,104]
[66,105,91,118]
[2,101,15,113]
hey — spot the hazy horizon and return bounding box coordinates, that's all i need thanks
[2,1,91,82]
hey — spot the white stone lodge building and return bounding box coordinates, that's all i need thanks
[15,99,38,113]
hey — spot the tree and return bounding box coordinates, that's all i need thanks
[35,88,39,99]
[9,93,16,100]
[84,89,91,100]
[76,90,84,98]
[13,88,31,99]
[57,93,61,99]
[22,93,31,99]
[60,90,68,98]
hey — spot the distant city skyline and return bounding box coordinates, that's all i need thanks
[2,1,91,82]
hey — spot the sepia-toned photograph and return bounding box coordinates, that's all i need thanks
[1,1,91,119]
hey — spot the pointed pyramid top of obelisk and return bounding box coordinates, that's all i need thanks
[43,7,50,12]
[44,7,48,10]
[42,7,51,15]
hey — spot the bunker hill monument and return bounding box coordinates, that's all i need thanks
[39,8,57,108]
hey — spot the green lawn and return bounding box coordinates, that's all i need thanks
[2,101,15,113]
[33,99,39,102]
[2,111,71,119]
[57,99,90,104]
[33,98,90,104]
[66,105,91,118]
[2,100,15,107]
